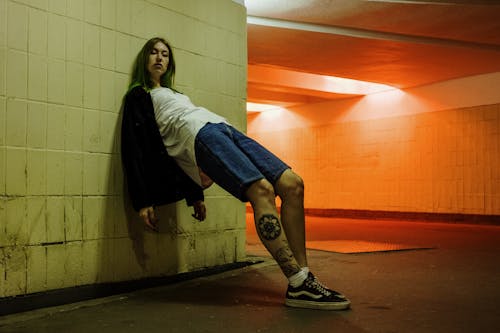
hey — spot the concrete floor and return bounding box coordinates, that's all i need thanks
[1,215,499,333]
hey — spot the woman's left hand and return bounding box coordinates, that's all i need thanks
[192,200,206,221]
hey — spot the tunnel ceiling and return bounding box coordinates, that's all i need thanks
[246,0,500,106]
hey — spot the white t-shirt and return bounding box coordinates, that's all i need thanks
[150,87,227,185]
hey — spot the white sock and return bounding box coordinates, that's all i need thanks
[288,267,309,287]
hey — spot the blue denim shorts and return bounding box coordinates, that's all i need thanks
[194,123,290,202]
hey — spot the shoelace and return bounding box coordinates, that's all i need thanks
[305,276,332,296]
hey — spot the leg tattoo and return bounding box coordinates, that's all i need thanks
[256,215,300,277]
[282,264,302,277]
[257,214,281,241]
[276,243,294,264]
[275,242,301,277]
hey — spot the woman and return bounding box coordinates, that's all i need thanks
[121,37,350,310]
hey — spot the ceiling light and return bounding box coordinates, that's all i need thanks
[248,65,397,96]
[247,102,283,113]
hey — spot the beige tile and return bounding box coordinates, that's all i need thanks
[46,244,65,290]
[65,196,83,241]
[100,69,115,112]
[7,1,28,51]
[64,152,83,195]
[83,196,104,239]
[112,237,142,281]
[187,0,216,26]
[145,6,172,42]
[22,0,48,10]
[66,18,83,63]
[81,240,99,284]
[211,197,244,230]
[46,104,65,150]
[130,37,145,61]
[0,0,6,48]
[27,149,47,195]
[49,0,66,15]
[6,148,27,195]
[5,197,27,246]
[187,20,206,56]
[27,102,47,149]
[83,109,100,152]
[98,153,112,194]
[199,57,218,93]
[83,152,100,195]
[165,12,188,50]
[28,54,48,101]
[174,50,195,88]
[84,0,101,25]
[67,0,84,20]
[0,248,5,297]
[100,29,115,71]
[0,200,5,249]
[116,0,131,34]
[83,66,100,109]
[26,245,47,293]
[100,111,118,154]
[66,62,84,107]
[130,0,148,38]
[46,196,65,242]
[47,13,65,60]
[6,49,28,98]
[65,107,83,150]
[101,0,116,29]
[115,33,131,74]
[47,58,66,104]
[115,72,129,109]
[111,155,124,194]
[112,196,128,238]
[26,197,47,244]
[0,48,5,96]
[203,25,218,59]
[0,147,5,195]
[46,150,65,195]
[156,233,181,275]
[3,246,27,297]
[101,238,117,283]
[65,241,84,287]
[0,97,5,146]
[100,196,116,238]
[28,7,47,56]
[84,23,100,67]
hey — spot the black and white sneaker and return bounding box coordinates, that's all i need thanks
[285,272,351,310]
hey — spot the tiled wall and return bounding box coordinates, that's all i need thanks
[249,103,500,216]
[0,0,247,298]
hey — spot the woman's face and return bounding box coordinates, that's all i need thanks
[147,41,170,84]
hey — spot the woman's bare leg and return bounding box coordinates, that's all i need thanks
[274,169,307,267]
[246,178,301,277]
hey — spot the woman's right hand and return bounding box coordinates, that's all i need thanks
[139,206,158,232]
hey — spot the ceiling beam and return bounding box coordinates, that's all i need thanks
[247,15,500,51]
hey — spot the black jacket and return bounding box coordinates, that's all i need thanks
[121,86,204,211]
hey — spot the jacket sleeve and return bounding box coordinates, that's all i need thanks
[121,89,153,211]
[121,87,204,211]
[180,172,205,206]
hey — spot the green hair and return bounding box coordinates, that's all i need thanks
[128,37,176,92]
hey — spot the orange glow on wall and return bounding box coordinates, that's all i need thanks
[247,73,500,216]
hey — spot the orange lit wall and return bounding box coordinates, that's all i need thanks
[248,73,500,216]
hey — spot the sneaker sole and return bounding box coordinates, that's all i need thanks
[285,298,351,310]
